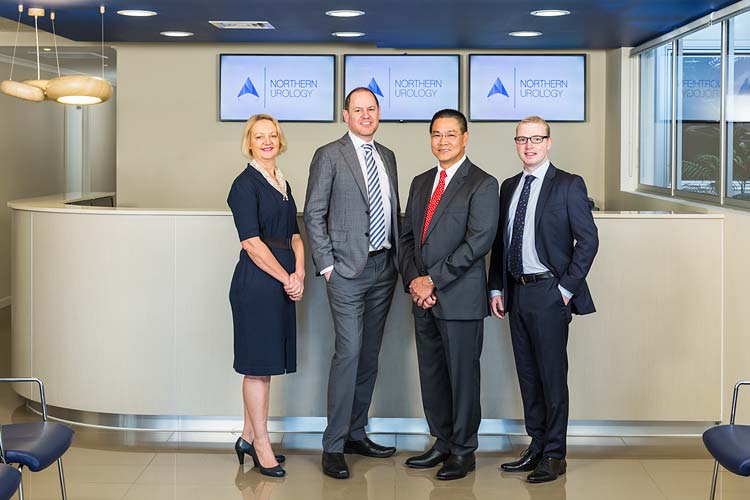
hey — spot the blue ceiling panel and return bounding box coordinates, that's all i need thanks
[0,0,741,48]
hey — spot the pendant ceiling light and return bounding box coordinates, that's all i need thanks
[0,5,46,102]
[0,4,113,105]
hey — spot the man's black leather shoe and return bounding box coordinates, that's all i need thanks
[343,436,396,458]
[405,446,450,469]
[436,453,475,480]
[322,452,350,479]
[500,448,543,472]
[527,457,566,483]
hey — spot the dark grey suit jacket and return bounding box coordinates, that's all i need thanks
[303,133,400,278]
[399,158,499,321]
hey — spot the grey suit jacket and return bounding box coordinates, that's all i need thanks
[303,133,400,278]
[399,158,499,321]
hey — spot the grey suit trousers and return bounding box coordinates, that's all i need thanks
[322,250,397,452]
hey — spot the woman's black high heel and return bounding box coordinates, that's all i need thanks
[234,437,286,476]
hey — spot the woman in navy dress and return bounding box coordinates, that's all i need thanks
[228,114,304,477]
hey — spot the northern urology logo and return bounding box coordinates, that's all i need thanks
[368,77,384,97]
[238,74,319,99]
[238,77,259,98]
[487,77,509,98]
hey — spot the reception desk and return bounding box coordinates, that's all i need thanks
[8,194,724,434]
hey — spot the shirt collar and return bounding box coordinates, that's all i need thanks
[348,131,375,150]
[438,155,467,176]
[523,160,550,181]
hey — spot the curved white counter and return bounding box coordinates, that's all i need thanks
[9,194,725,433]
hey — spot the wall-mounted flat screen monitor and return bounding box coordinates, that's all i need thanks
[469,54,586,122]
[344,55,460,121]
[220,54,335,122]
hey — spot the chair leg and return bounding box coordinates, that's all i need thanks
[17,465,24,500]
[57,457,68,500]
[709,460,719,500]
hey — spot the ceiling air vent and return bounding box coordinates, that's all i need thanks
[209,21,275,29]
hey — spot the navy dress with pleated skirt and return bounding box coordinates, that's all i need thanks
[227,165,298,376]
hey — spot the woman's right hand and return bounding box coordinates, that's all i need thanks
[284,273,304,302]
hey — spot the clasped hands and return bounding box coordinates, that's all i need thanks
[285,271,304,302]
[409,276,436,309]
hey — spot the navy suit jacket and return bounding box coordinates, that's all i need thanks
[488,163,598,315]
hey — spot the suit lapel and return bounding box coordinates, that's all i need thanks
[375,142,398,218]
[423,159,470,243]
[338,134,369,203]
[534,163,557,232]
[502,173,523,241]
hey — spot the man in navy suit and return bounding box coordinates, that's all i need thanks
[488,115,598,483]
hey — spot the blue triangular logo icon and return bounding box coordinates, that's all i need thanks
[739,78,750,95]
[487,77,509,98]
[238,77,259,98]
[368,77,384,97]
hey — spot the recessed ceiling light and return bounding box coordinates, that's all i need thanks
[509,31,542,37]
[160,31,194,37]
[331,31,365,37]
[325,10,365,17]
[117,10,157,17]
[530,9,570,17]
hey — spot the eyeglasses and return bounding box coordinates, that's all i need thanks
[514,135,549,145]
[431,132,462,141]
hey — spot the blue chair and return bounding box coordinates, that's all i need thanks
[0,378,74,500]
[0,462,21,500]
[703,380,750,500]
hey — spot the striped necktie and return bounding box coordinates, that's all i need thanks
[363,144,386,250]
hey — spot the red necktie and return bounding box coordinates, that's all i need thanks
[422,169,447,243]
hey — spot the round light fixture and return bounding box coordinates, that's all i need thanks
[45,75,112,105]
[530,9,571,17]
[0,80,44,102]
[117,10,157,17]
[509,31,543,37]
[331,31,365,37]
[325,10,365,17]
[160,31,194,37]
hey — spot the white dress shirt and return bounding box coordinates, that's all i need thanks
[490,160,573,300]
[429,155,466,195]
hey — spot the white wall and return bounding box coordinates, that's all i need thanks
[0,60,65,302]
[114,43,607,210]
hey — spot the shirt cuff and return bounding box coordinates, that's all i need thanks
[558,285,573,300]
[320,265,334,276]
[489,289,502,298]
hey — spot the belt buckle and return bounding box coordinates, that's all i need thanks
[520,275,526,286]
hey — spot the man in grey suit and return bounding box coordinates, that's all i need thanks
[304,87,400,479]
[399,109,499,480]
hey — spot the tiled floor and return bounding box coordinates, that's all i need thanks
[1,306,748,499]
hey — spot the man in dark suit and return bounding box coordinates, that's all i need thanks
[399,109,499,481]
[304,88,400,479]
[488,115,598,483]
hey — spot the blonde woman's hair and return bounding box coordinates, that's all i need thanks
[516,115,550,137]
[240,114,288,159]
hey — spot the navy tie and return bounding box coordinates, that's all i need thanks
[508,175,535,279]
